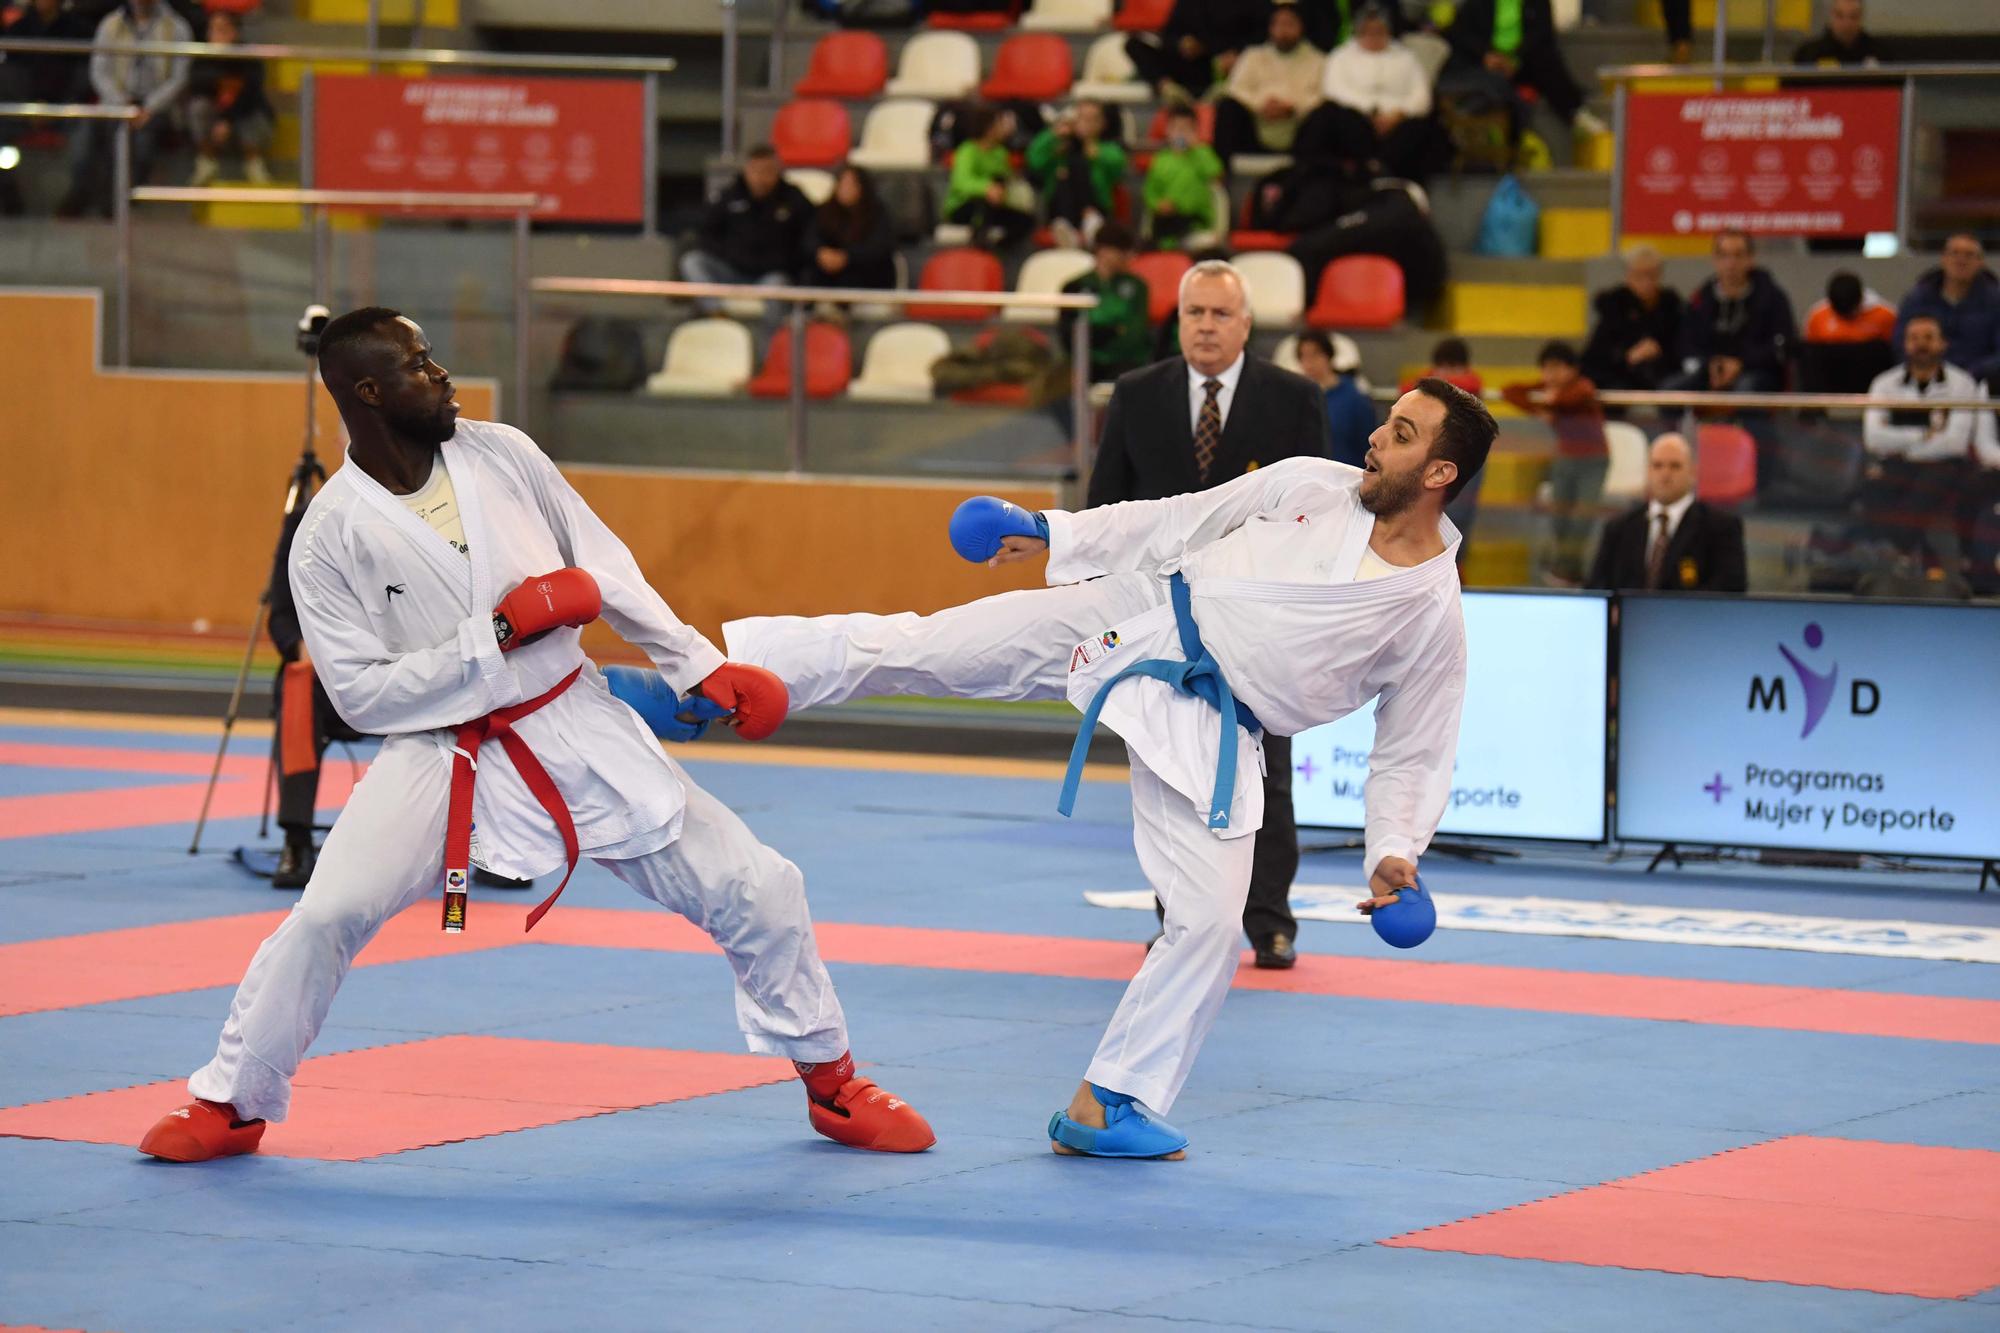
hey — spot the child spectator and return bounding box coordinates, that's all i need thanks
[1401,337,1483,398]
[945,106,1034,251]
[1504,340,1607,585]
[805,165,897,292]
[1294,330,1377,468]
[1026,100,1127,252]
[187,10,275,187]
[1142,104,1223,250]
[1058,222,1153,384]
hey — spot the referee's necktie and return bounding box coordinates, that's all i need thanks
[1645,509,1669,588]
[1194,377,1222,484]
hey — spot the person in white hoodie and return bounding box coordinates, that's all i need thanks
[1296,5,1440,180]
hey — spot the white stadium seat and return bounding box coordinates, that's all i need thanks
[1271,334,1301,374]
[1602,420,1651,501]
[884,31,981,99]
[1003,248,1095,324]
[1022,0,1113,32]
[1072,32,1147,103]
[848,322,953,401]
[847,98,938,172]
[1232,251,1307,325]
[644,318,754,398]
[785,168,835,206]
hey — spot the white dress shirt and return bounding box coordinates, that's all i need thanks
[1186,353,1247,437]
[1646,491,1696,547]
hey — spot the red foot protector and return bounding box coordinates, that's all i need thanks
[138,1097,266,1162]
[0,1035,794,1161]
[807,1077,936,1153]
[1384,1136,2000,1299]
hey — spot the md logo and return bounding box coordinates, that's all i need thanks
[1747,622,1879,739]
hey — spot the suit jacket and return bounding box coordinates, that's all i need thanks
[1086,355,1334,507]
[1587,500,1748,593]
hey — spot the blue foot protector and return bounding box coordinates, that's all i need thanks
[1047,1084,1189,1159]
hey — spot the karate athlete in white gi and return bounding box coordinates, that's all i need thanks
[139,308,934,1162]
[723,378,1496,1159]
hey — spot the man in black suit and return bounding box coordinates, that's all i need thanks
[1087,258,1333,969]
[1586,432,1749,593]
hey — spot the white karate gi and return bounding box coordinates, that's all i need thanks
[725,457,1466,1112]
[189,420,848,1122]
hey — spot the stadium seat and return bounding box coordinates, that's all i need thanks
[747,322,853,400]
[846,99,938,171]
[644,319,754,398]
[848,322,953,401]
[1696,424,1758,506]
[981,34,1075,100]
[1128,250,1190,324]
[928,1,1019,28]
[1305,255,1404,329]
[771,100,852,168]
[1230,184,1296,252]
[1114,0,1173,30]
[785,168,836,206]
[1073,32,1148,102]
[1004,247,1095,324]
[908,248,1006,322]
[1602,420,1650,501]
[885,31,982,99]
[1022,0,1112,31]
[794,30,889,98]
[1271,334,1302,374]
[1233,252,1307,325]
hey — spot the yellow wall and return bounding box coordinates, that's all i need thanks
[0,291,1055,647]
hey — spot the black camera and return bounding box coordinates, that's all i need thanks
[296,304,331,357]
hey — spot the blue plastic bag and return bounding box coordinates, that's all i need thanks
[1474,174,1540,257]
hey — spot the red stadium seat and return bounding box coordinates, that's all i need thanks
[1113,0,1173,31]
[1695,424,1758,506]
[747,322,853,400]
[1129,251,1190,324]
[1305,255,1405,329]
[771,99,852,168]
[928,2,1020,29]
[1231,191,1295,252]
[907,248,1006,322]
[794,31,889,98]
[981,34,1075,100]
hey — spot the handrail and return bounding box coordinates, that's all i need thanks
[1599,60,2000,83]
[0,37,677,74]
[0,101,140,120]
[1367,385,1997,411]
[533,277,1098,311]
[133,186,541,210]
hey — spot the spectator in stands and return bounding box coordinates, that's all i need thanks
[1125,0,1270,103]
[1895,234,2000,387]
[1581,245,1682,396]
[1293,0,1406,50]
[1213,3,1324,168]
[1142,103,1223,250]
[1793,0,1881,67]
[1669,230,1796,399]
[57,0,191,218]
[1504,340,1606,584]
[1800,271,1897,393]
[1,0,93,104]
[944,105,1035,252]
[1401,337,1483,398]
[1587,433,1749,592]
[680,145,814,304]
[1026,100,1128,252]
[187,10,274,188]
[804,164,896,293]
[1441,0,1607,139]
[1862,314,1992,561]
[1299,5,1439,180]
[1293,329,1375,467]
[1058,222,1153,385]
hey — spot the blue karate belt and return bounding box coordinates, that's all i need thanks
[1057,572,1263,831]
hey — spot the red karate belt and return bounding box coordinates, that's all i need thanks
[442,665,583,935]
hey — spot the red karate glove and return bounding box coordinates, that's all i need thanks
[493,568,601,651]
[698,662,789,741]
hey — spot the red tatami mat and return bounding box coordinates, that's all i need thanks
[0,1035,795,1160]
[1385,1136,2000,1298]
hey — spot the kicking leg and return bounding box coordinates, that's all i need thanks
[601,752,933,1152]
[723,569,1162,711]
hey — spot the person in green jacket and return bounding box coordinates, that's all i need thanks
[1026,100,1128,250]
[945,105,1034,251]
[1143,104,1224,250]
[1059,222,1154,384]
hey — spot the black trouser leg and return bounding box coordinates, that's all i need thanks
[1294,102,1374,166]
[1513,38,1585,121]
[1243,733,1300,944]
[1212,96,1261,166]
[1378,115,1442,179]
[1661,0,1693,45]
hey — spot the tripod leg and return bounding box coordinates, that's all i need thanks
[188,599,270,856]
[258,747,277,840]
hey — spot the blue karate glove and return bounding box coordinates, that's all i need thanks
[948,495,1050,563]
[603,665,732,743]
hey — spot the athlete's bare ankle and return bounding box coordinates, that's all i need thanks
[1066,1081,1106,1128]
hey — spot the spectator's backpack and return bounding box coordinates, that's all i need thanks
[1474,174,1539,257]
[550,316,648,393]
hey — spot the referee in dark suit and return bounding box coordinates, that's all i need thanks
[1585,432,1748,592]
[1086,258,1334,969]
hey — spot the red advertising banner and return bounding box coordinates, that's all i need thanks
[313,74,647,224]
[1621,87,1902,237]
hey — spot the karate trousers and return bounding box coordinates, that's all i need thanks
[188,743,849,1122]
[726,572,1257,1114]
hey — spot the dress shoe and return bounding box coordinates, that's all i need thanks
[271,841,314,890]
[1253,933,1297,970]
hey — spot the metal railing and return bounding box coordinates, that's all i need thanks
[533,277,1099,486]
